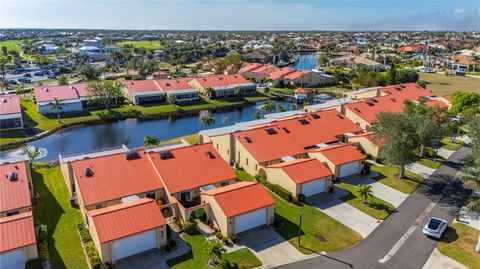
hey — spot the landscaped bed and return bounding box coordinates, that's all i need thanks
[32,164,88,269]
[167,234,261,269]
[437,223,480,269]
[338,183,396,220]
[417,156,445,169]
[271,193,362,254]
[371,165,424,194]
[439,137,465,151]
[235,169,256,182]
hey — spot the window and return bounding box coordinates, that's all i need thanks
[366,125,370,131]
[28,183,32,190]
[246,158,249,165]
[181,191,191,201]
[6,210,19,217]
[216,144,219,149]
[146,192,156,199]
[95,204,104,209]
[221,182,229,187]
[255,164,258,171]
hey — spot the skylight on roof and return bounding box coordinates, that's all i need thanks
[282,127,290,133]
[265,128,278,135]
[244,136,252,143]
[298,119,309,125]
[310,114,320,119]
[205,151,216,159]
[159,150,174,159]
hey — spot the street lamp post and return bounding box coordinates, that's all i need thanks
[298,203,303,247]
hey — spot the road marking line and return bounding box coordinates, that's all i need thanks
[378,201,436,263]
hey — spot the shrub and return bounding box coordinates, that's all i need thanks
[365,153,372,160]
[291,196,299,204]
[37,224,47,243]
[181,221,198,235]
[222,237,229,245]
[215,231,223,239]
[77,223,92,243]
[38,241,50,263]
[195,208,207,222]
[260,179,292,202]
[84,241,102,269]
[228,234,237,243]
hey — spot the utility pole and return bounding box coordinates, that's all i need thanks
[297,203,303,247]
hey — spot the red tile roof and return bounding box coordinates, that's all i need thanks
[201,182,275,218]
[192,74,251,89]
[294,88,307,93]
[348,132,385,147]
[123,80,161,94]
[267,159,332,184]
[379,83,434,101]
[72,150,163,206]
[155,78,195,92]
[0,94,21,115]
[238,63,263,74]
[310,143,365,165]
[0,161,31,213]
[34,83,88,102]
[0,212,36,253]
[307,109,363,136]
[344,96,405,124]
[250,64,275,74]
[274,118,338,148]
[87,198,166,243]
[268,67,296,80]
[234,126,307,163]
[425,99,448,109]
[148,144,236,194]
[284,70,310,80]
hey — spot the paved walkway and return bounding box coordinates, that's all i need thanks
[406,162,436,178]
[342,173,408,207]
[437,148,455,159]
[422,249,468,269]
[306,187,381,238]
[237,227,306,267]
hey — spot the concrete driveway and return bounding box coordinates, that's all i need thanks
[407,162,436,178]
[237,227,306,267]
[342,173,408,207]
[306,188,381,238]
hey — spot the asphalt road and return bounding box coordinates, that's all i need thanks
[275,146,472,269]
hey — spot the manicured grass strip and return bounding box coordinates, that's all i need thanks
[417,157,445,169]
[271,192,362,254]
[0,129,26,144]
[440,137,465,151]
[160,134,199,145]
[116,40,163,49]
[371,165,424,194]
[167,234,261,269]
[338,183,396,220]
[437,223,480,269]
[32,164,88,269]
[234,169,255,182]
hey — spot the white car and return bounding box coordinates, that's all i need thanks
[423,217,448,239]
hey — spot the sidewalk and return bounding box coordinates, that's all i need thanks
[422,249,468,269]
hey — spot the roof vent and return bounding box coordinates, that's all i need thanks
[390,98,397,102]
[354,108,361,113]
[159,150,174,159]
[7,172,18,181]
[70,85,74,89]
[166,83,170,86]
[44,88,49,92]
[205,151,216,159]
[371,99,378,103]
[395,87,402,91]
[84,167,93,177]
[366,102,374,106]
[219,77,223,80]
[282,127,290,133]
[385,90,392,94]
[244,136,252,143]
[130,82,134,85]
[265,128,278,135]
[298,119,309,125]
[310,114,320,119]
[125,151,140,160]
[1,99,6,103]
[337,114,345,119]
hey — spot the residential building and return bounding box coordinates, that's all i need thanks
[0,160,34,218]
[293,88,308,100]
[346,132,383,158]
[86,198,167,264]
[155,78,199,102]
[33,83,90,114]
[122,80,166,105]
[0,94,23,130]
[330,54,384,69]
[283,69,332,86]
[309,143,366,178]
[188,74,257,98]
[201,182,275,236]
[265,158,333,197]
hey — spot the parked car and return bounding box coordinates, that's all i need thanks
[8,79,18,85]
[18,77,32,83]
[423,217,448,239]
[47,74,57,79]
[23,73,32,78]
[34,71,44,76]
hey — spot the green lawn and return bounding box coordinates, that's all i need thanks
[419,73,480,95]
[437,223,480,269]
[272,193,362,253]
[160,134,199,145]
[32,164,88,269]
[371,165,424,194]
[440,137,465,151]
[0,129,27,144]
[0,39,25,51]
[417,156,445,169]
[234,169,255,182]
[116,40,163,49]
[338,183,396,220]
[167,234,261,269]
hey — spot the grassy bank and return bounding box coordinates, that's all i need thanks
[437,223,480,269]
[371,165,424,194]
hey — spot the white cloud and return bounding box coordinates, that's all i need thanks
[453,8,466,14]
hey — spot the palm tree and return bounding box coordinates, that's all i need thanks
[49,97,64,123]
[221,116,229,125]
[144,135,161,147]
[204,87,214,98]
[200,116,215,129]
[204,239,226,266]
[472,55,480,72]
[21,145,41,165]
[254,110,262,119]
[357,184,374,204]
[261,102,277,113]
[277,104,287,112]
[166,94,176,105]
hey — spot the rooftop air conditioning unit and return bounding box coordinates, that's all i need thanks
[84,167,93,177]
[7,172,18,181]
[125,151,140,160]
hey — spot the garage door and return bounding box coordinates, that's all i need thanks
[112,230,156,261]
[339,161,360,178]
[301,179,326,196]
[234,208,267,234]
[0,249,25,269]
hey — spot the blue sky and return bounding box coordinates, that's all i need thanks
[1,0,479,31]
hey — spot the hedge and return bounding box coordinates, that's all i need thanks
[77,223,109,269]
[260,179,292,202]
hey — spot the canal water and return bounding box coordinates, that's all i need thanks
[2,101,296,162]
[291,52,318,71]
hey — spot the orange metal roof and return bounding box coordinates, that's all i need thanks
[0,212,36,253]
[425,100,448,109]
[268,67,296,80]
[284,70,310,80]
[294,87,307,93]
[148,144,236,194]
[123,80,160,93]
[267,158,332,184]
[348,132,385,147]
[344,96,405,124]
[311,144,366,165]
[155,78,195,92]
[87,198,166,243]
[0,161,31,213]
[193,74,250,88]
[234,126,308,163]
[274,118,338,148]
[238,63,263,74]
[379,83,435,101]
[72,150,163,206]
[307,109,364,136]
[201,182,275,218]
